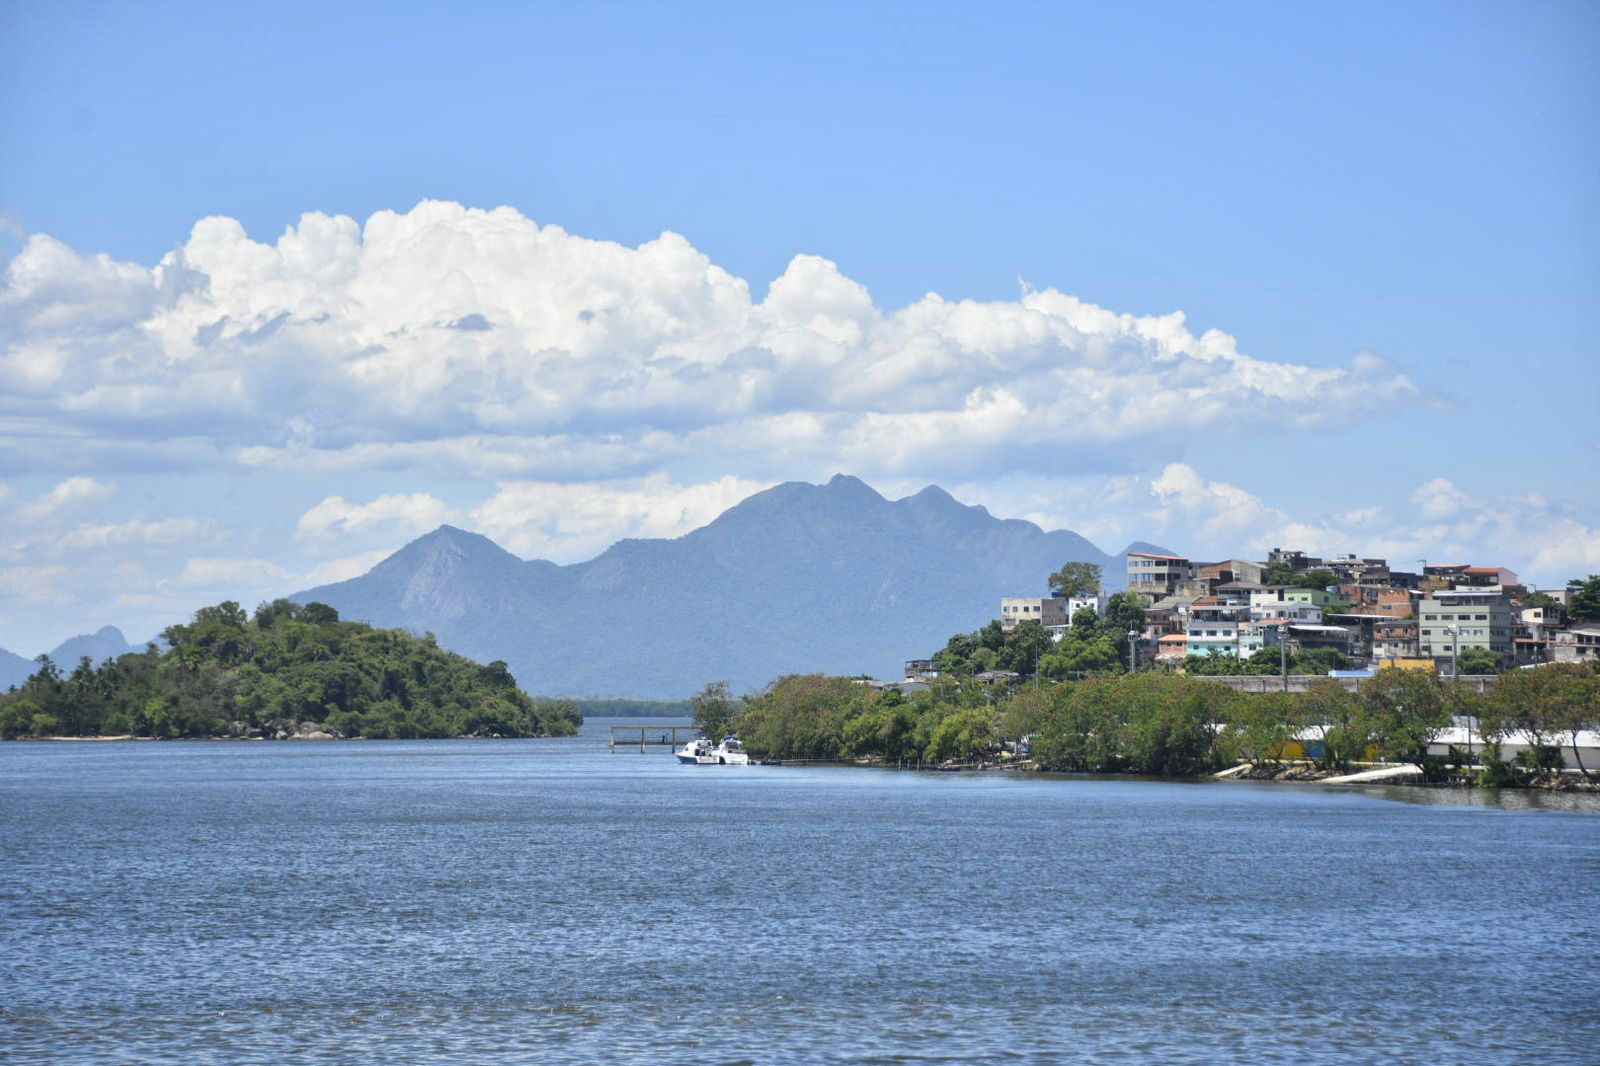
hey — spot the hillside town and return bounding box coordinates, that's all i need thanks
[993,549,1598,677]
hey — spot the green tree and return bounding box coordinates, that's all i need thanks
[1048,561,1102,599]
[1456,647,1502,675]
[1566,575,1600,623]
[691,680,737,740]
[1100,592,1145,636]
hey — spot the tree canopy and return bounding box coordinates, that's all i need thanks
[1047,561,1102,599]
[1567,575,1600,623]
[0,599,581,740]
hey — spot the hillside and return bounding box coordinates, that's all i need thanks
[296,475,1166,698]
[0,601,579,740]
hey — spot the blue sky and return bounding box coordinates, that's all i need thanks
[1,0,1597,652]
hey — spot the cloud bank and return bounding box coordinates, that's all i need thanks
[2,200,1420,479]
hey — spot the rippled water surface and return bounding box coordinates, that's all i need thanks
[4,719,1599,1064]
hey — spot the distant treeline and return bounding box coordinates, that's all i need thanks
[0,600,581,741]
[574,698,693,718]
[727,663,1599,786]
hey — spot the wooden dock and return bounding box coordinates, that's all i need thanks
[609,724,699,753]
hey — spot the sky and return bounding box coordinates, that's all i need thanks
[1,0,1597,653]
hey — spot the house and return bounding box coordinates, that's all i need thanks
[1197,559,1265,588]
[1284,624,1354,655]
[1065,593,1108,619]
[1266,548,1321,571]
[1248,596,1323,625]
[1339,584,1413,618]
[1186,618,1241,657]
[1371,619,1419,660]
[1460,566,1519,589]
[1156,633,1189,661]
[1551,625,1600,664]
[999,597,1068,633]
[1283,586,1352,613]
[905,659,939,679]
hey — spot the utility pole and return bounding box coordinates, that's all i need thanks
[1280,623,1289,691]
[1127,629,1138,673]
[1449,623,1470,768]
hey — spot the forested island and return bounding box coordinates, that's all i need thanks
[0,600,580,740]
[706,609,1599,789]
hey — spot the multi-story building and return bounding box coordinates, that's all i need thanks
[1248,593,1324,625]
[1126,552,1194,602]
[1339,584,1414,618]
[1196,559,1265,588]
[999,597,1068,633]
[1372,619,1419,660]
[1186,618,1241,657]
[1065,593,1108,619]
[1417,588,1515,666]
[1266,548,1321,572]
[1551,624,1600,664]
[1324,554,1392,585]
[1459,566,1519,589]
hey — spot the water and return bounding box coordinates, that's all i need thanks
[3,719,1598,1065]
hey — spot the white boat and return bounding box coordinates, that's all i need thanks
[675,736,750,765]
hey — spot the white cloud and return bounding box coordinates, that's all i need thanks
[300,548,397,587]
[2,201,1422,481]
[59,517,210,549]
[14,476,114,523]
[0,565,70,605]
[296,493,456,540]
[471,474,773,561]
[163,557,292,591]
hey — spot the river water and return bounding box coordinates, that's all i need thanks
[2,719,1598,1065]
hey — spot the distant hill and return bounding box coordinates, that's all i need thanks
[294,475,1167,699]
[0,626,137,691]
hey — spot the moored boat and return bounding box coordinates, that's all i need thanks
[674,736,750,765]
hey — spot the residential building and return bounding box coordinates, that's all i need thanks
[1000,597,1068,633]
[1266,548,1321,571]
[1339,584,1413,618]
[1185,619,1241,657]
[1196,559,1264,588]
[1460,566,1519,589]
[1551,625,1600,664]
[1065,593,1108,619]
[1416,588,1515,666]
[1248,593,1324,625]
[1371,619,1419,660]
[1156,634,1188,661]
[1126,552,1194,602]
[1284,624,1354,655]
[1283,586,1351,613]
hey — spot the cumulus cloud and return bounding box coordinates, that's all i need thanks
[14,476,114,523]
[1,201,1423,480]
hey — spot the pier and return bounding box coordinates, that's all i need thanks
[609,724,699,753]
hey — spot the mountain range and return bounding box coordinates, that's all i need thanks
[1,476,1167,698]
[0,626,138,691]
[291,475,1165,698]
